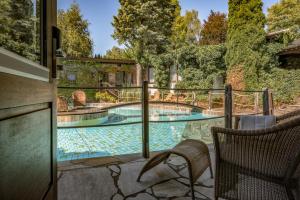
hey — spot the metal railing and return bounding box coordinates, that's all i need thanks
[57,82,274,159]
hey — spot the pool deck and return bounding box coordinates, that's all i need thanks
[58,147,217,200]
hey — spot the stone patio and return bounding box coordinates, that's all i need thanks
[58,152,216,200]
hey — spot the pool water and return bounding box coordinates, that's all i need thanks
[57,104,219,161]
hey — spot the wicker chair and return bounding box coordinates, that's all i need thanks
[212,115,300,200]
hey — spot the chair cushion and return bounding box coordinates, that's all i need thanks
[239,115,276,130]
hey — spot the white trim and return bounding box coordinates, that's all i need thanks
[0,47,49,82]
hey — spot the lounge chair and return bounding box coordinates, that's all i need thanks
[137,139,213,200]
[212,114,300,200]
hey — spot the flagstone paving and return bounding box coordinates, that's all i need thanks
[58,154,215,200]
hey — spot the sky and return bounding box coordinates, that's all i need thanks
[57,0,280,55]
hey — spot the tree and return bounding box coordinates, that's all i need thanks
[267,0,300,41]
[176,44,226,89]
[112,0,178,70]
[104,46,134,60]
[200,10,227,45]
[172,10,202,45]
[225,0,266,90]
[57,3,93,58]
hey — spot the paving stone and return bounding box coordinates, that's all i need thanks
[108,165,121,174]
[194,186,214,199]
[152,179,190,198]
[178,167,189,178]
[173,197,192,200]
[112,193,124,200]
[58,167,117,200]
[112,171,119,177]
[196,169,213,184]
[193,191,209,200]
[177,178,190,185]
[118,161,179,196]
[200,178,214,187]
[127,193,156,200]
[146,188,152,194]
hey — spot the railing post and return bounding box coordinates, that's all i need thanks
[208,91,212,111]
[224,84,233,128]
[263,88,274,115]
[269,91,274,115]
[263,88,270,115]
[142,81,150,158]
[193,92,196,106]
[232,91,235,114]
[254,92,259,113]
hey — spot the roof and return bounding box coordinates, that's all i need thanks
[279,39,300,55]
[63,57,136,65]
[266,29,290,40]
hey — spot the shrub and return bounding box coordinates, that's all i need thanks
[95,91,117,103]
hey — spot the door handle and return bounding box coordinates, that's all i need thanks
[52,26,61,50]
[52,26,61,78]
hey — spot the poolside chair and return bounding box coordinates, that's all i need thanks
[72,90,86,107]
[212,114,300,200]
[137,139,213,200]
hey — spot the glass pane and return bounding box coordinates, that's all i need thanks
[57,86,143,161]
[0,0,41,63]
[149,117,224,152]
[57,124,143,161]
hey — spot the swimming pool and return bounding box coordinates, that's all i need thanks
[57,104,223,161]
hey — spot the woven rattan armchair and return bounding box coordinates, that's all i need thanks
[212,116,300,200]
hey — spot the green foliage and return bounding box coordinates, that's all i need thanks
[176,44,226,89]
[58,3,93,57]
[0,0,39,61]
[228,0,266,31]
[58,60,103,87]
[267,0,300,41]
[112,0,177,66]
[150,52,173,87]
[200,10,227,45]
[259,68,300,104]
[226,0,267,89]
[104,46,134,59]
[95,91,117,103]
[172,10,202,45]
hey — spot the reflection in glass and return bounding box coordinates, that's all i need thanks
[0,0,41,62]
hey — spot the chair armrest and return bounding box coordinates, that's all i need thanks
[276,109,300,123]
[233,116,240,129]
